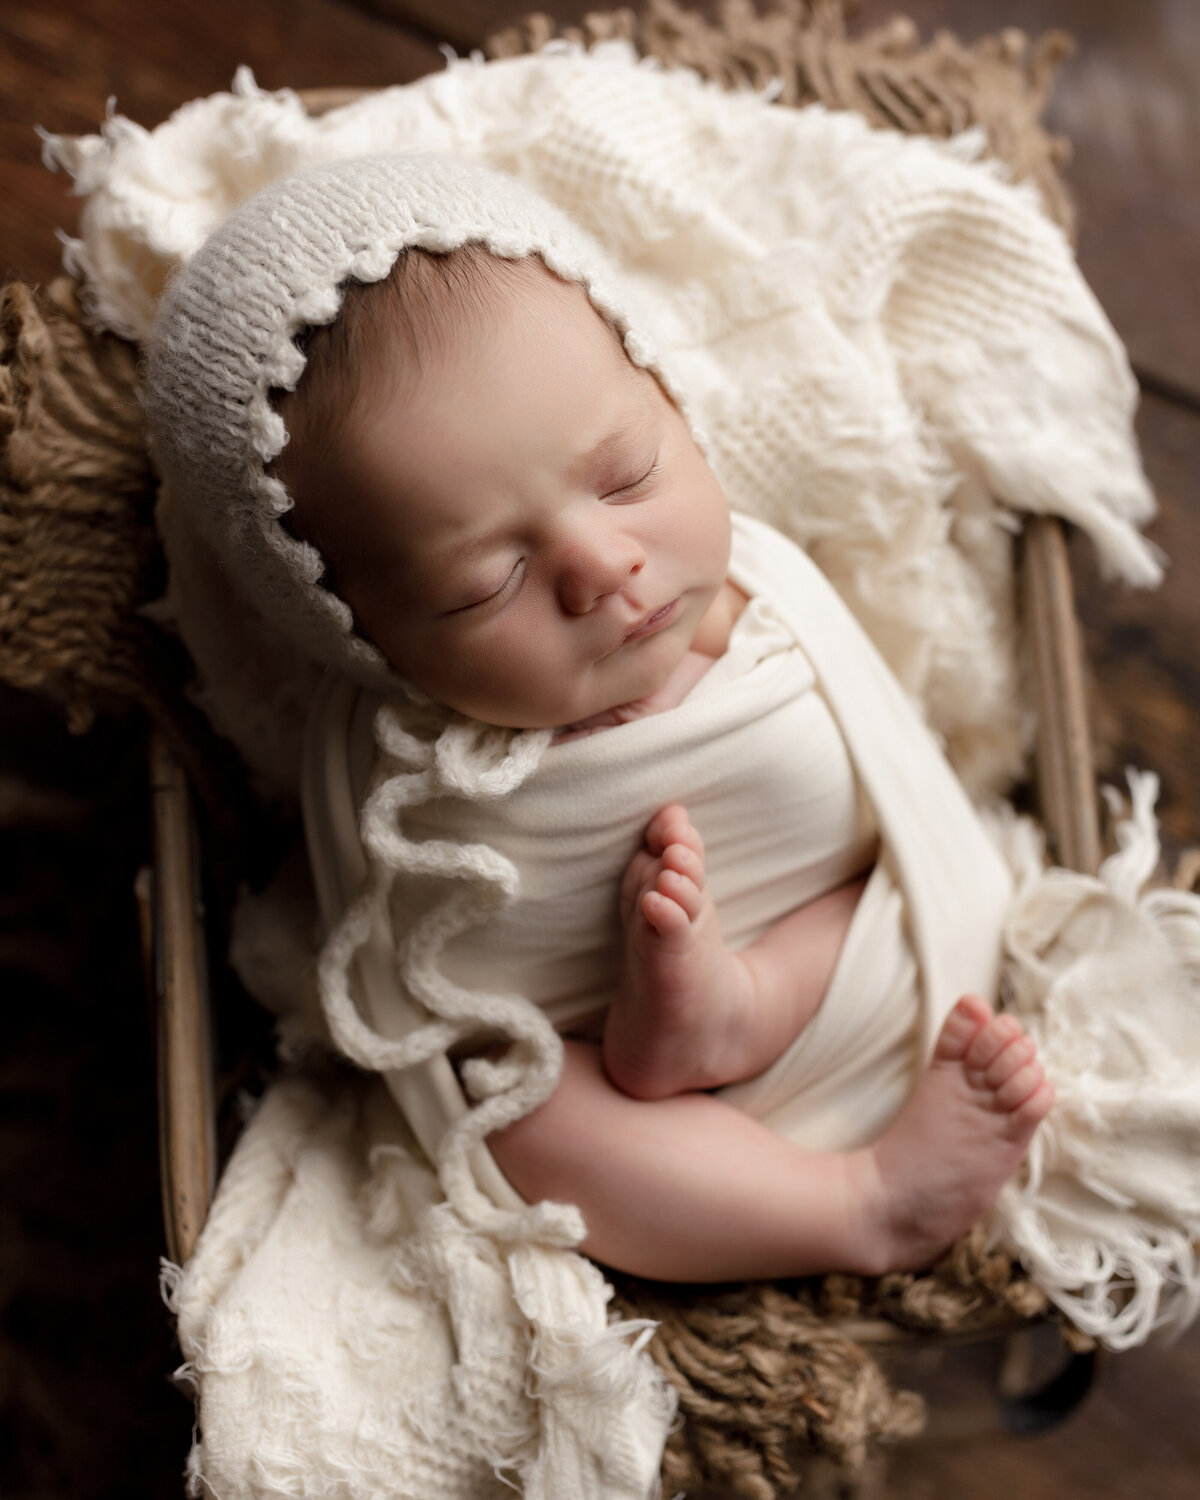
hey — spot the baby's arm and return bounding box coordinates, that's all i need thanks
[604,804,867,1100]
[490,997,1053,1282]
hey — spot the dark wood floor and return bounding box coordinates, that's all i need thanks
[2,3,1197,1497]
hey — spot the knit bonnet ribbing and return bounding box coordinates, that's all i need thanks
[142,151,671,694]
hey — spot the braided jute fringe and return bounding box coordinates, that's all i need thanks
[0,277,157,732]
[609,1278,925,1498]
[609,1222,1081,1499]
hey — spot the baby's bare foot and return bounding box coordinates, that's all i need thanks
[859,994,1054,1272]
[604,804,749,1099]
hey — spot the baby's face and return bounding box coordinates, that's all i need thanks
[305,267,732,728]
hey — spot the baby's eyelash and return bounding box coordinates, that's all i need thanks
[611,459,661,499]
[452,559,524,614]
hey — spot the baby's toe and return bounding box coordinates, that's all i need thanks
[661,840,705,890]
[656,867,704,923]
[980,1032,1036,1090]
[933,994,993,1062]
[993,1056,1045,1113]
[1010,1077,1056,1130]
[620,848,660,917]
[641,886,692,938]
[964,1012,1023,1073]
[647,804,704,859]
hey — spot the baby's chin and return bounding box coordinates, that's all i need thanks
[404,638,696,732]
[552,650,712,734]
[433,685,667,735]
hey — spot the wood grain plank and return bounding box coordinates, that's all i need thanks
[350,0,602,52]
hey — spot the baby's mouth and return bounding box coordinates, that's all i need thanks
[620,597,680,647]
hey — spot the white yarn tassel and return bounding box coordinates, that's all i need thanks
[991,771,1200,1348]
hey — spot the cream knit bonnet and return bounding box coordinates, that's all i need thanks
[142,151,675,699]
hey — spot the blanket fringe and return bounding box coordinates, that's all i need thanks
[992,771,1200,1348]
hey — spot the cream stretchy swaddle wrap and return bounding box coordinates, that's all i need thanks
[316,512,1002,1168]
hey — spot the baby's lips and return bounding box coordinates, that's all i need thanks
[621,597,680,646]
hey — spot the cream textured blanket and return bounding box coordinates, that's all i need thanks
[47,44,1199,1500]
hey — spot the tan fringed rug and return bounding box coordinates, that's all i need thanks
[609,1229,1077,1497]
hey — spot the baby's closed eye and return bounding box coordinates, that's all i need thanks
[604,458,660,502]
[447,558,526,614]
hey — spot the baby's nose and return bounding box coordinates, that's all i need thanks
[557,530,645,615]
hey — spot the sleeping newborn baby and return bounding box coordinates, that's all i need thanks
[261,198,1053,1284]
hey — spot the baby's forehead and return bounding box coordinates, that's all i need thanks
[348,255,649,449]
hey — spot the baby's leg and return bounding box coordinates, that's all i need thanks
[492,998,1052,1281]
[604,804,863,1099]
